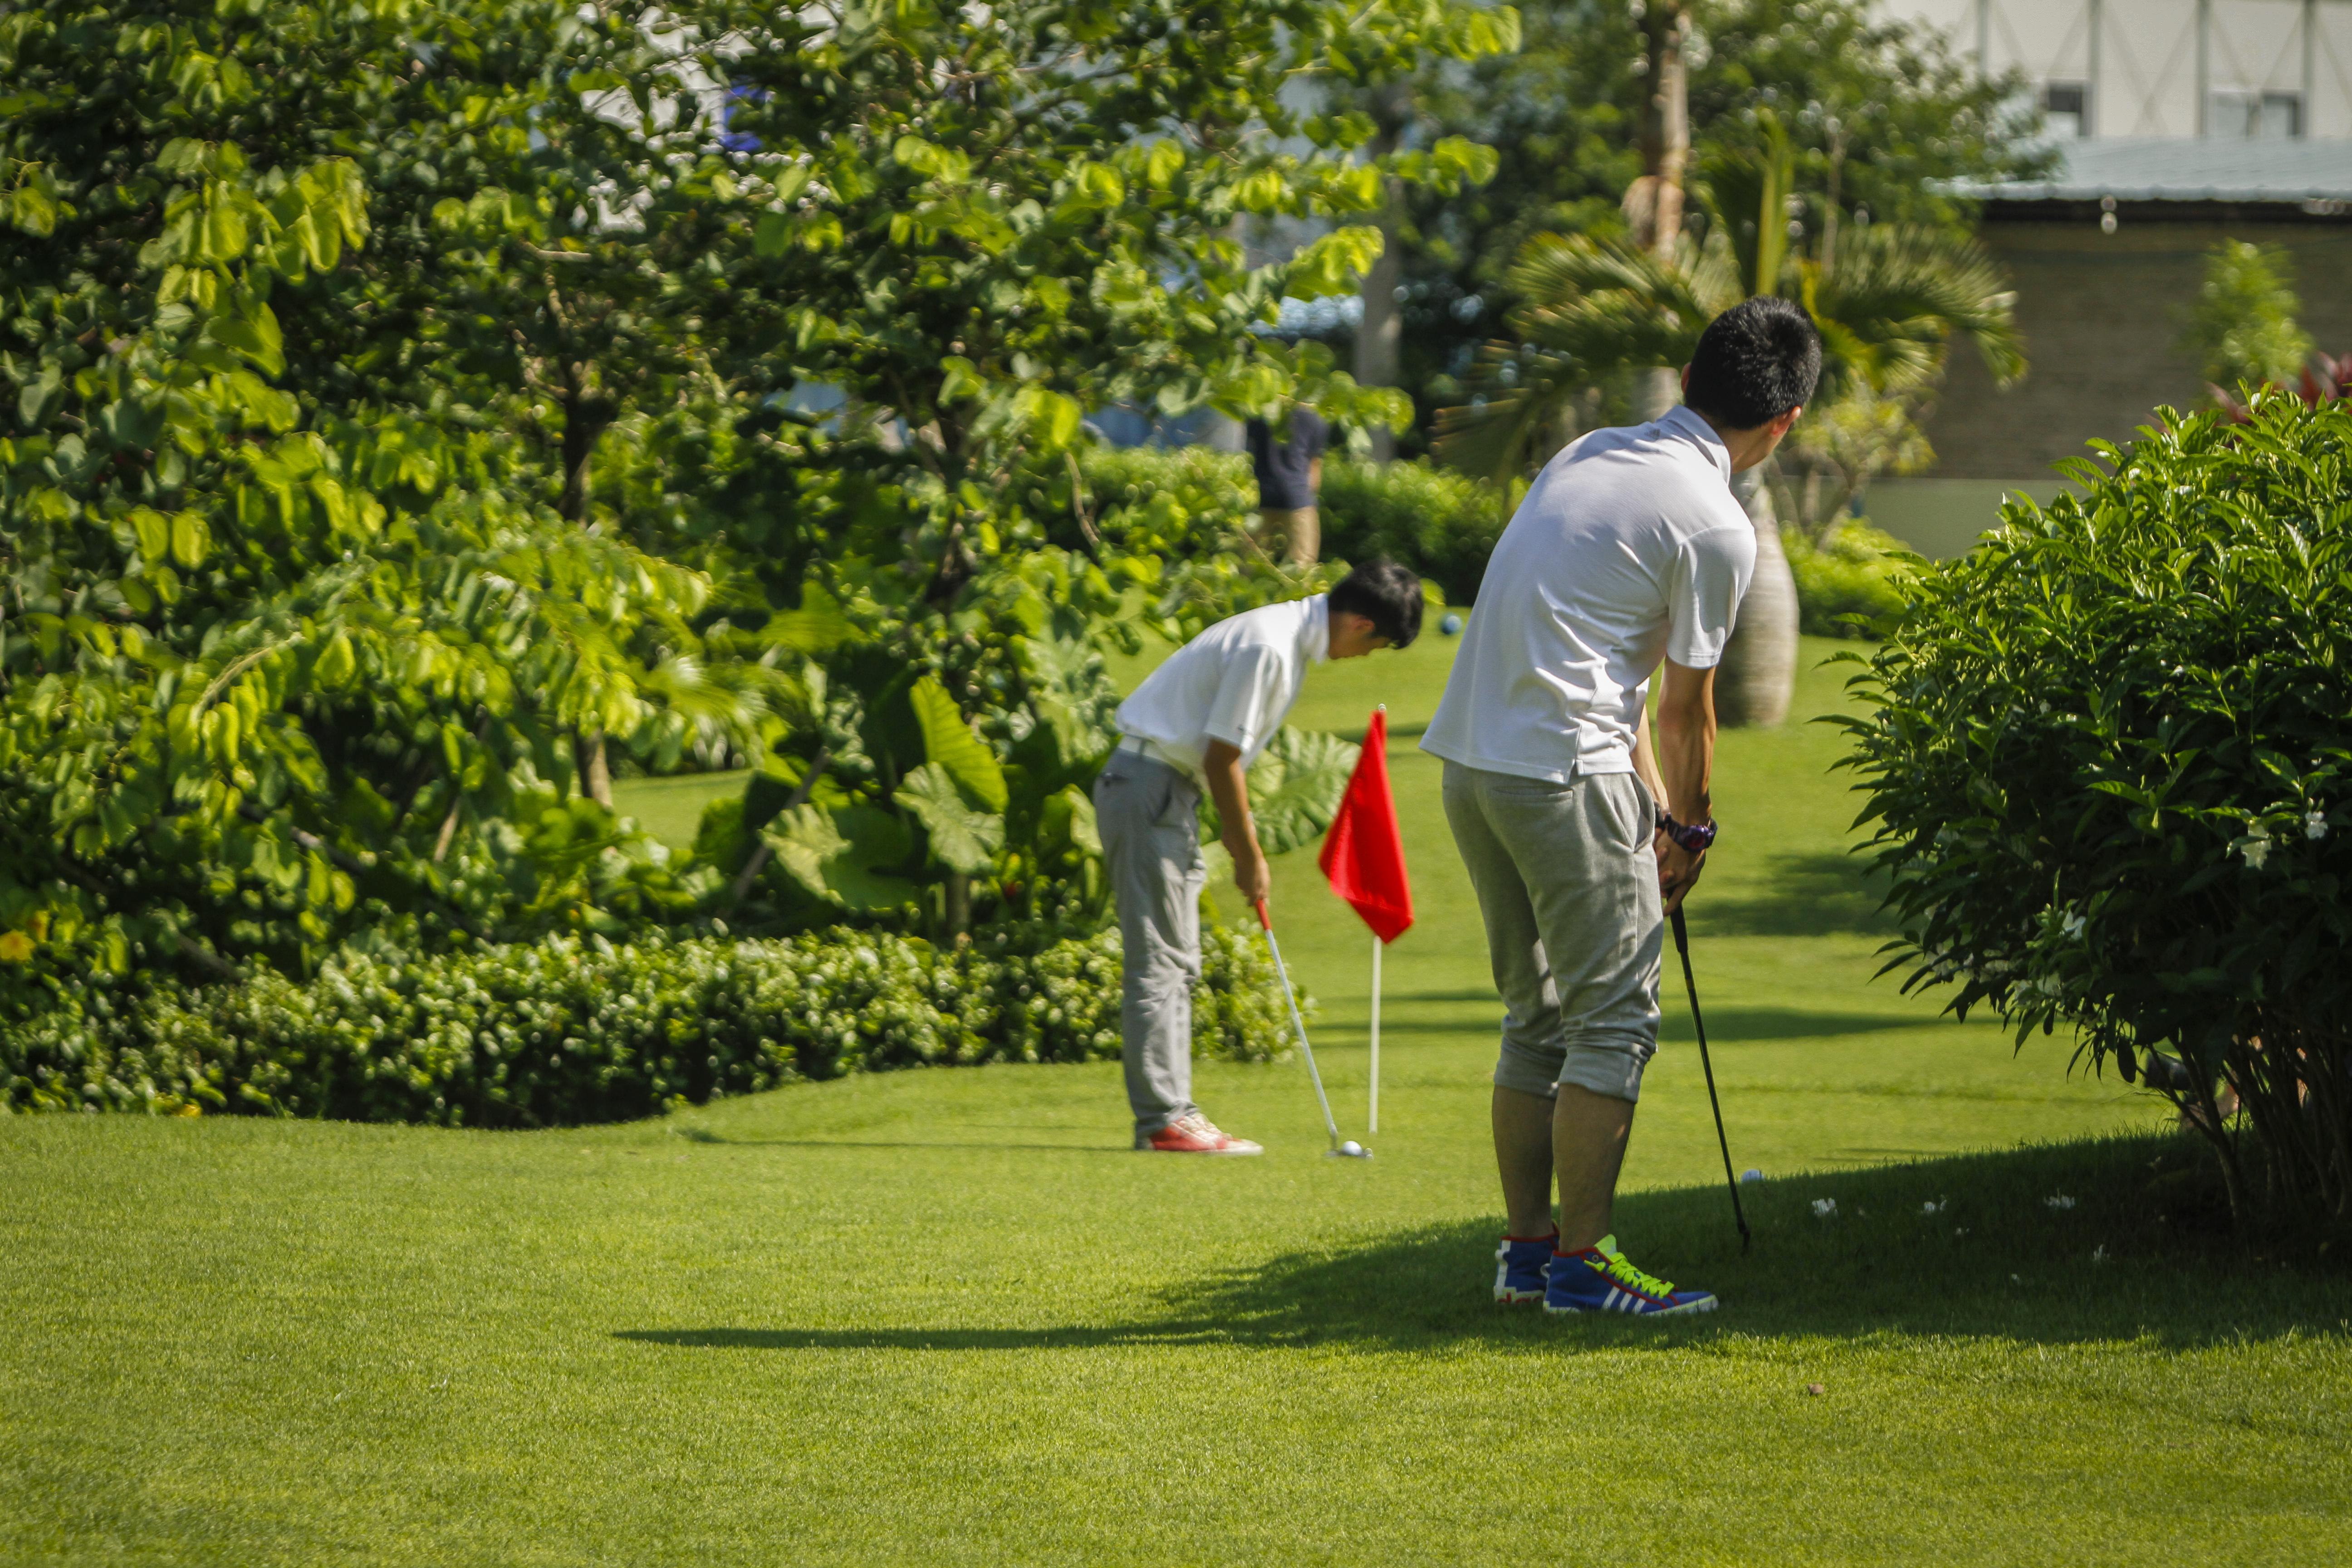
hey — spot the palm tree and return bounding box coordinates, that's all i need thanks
[1435,126,2022,723]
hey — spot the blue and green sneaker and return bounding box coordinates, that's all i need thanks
[1544,1235,1718,1316]
[1493,1232,1557,1303]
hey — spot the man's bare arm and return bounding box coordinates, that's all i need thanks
[1203,739,1270,905]
[1651,657,1718,914]
[1632,703,1668,811]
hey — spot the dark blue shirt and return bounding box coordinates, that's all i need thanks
[1246,408,1329,510]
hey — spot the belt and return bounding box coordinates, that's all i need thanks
[1116,735,1203,780]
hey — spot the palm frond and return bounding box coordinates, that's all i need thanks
[1504,232,1729,372]
[1808,225,2025,392]
[1430,343,1589,482]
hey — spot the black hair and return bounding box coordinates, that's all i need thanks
[1328,558,1424,648]
[1683,295,1822,430]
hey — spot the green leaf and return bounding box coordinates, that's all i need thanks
[910,676,1007,811]
[1039,784,1100,859]
[1285,226,1385,300]
[203,305,284,375]
[762,584,865,654]
[1018,635,1112,769]
[897,762,1004,874]
[200,201,247,261]
[1242,726,1360,856]
[10,184,57,237]
[130,508,171,564]
[1143,139,1184,190]
[762,804,916,911]
[168,511,211,568]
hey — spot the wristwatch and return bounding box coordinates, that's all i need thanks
[1657,813,1717,853]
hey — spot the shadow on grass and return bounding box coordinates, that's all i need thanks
[1362,999,1940,1043]
[618,1135,2348,1356]
[1689,851,1896,939]
[672,1138,1132,1154]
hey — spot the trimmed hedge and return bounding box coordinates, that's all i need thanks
[1788,520,1914,638]
[3,924,1296,1127]
[1318,459,1517,606]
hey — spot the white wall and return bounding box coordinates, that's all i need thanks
[1882,0,2352,138]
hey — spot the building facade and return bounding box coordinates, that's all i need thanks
[1861,2,2352,554]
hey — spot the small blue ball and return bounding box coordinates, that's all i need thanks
[1440,612,1463,637]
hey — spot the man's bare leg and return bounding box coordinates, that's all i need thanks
[1553,1084,1636,1253]
[1493,1085,1556,1236]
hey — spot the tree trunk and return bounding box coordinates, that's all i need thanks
[1638,5,1689,256]
[1355,83,1412,462]
[943,871,972,944]
[1626,3,1690,426]
[1634,368,1681,422]
[1715,470,1798,728]
[578,730,613,809]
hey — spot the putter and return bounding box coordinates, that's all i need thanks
[1671,906,1750,1251]
[1254,900,1371,1159]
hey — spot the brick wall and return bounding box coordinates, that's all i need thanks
[1922,214,2352,480]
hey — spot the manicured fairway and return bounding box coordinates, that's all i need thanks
[5,635,2345,1566]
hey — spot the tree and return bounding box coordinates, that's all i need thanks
[600,0,1512,936]
[1,0,1519,1004]
[1387,0,2043,444]
[2178,240,2315,397]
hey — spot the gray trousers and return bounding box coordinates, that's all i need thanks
[1094,752,1205,1135]
[1441,761,1664,1104]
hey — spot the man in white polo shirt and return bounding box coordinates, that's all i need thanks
[1422,297,1820,1313]
[1101,559,1425,1153]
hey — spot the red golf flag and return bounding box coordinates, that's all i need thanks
[1318,708,1414,943]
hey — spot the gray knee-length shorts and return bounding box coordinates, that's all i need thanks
[1440,761,1664,1104]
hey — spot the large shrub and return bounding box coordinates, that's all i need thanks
[1837,395,2352,1221]
[3,923,1292,1127]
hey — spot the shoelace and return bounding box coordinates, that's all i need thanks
[1596,1252,1676,1299]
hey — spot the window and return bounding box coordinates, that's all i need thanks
[2042,81,2089,139]
[2210,88,2303,140]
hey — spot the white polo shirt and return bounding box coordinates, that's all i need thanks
[1116,594,1330,779]
[1421,405,1755,782]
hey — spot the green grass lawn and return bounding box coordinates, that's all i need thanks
[5,634,2347,1566]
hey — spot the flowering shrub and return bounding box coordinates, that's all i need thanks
[1835,394,2351,1220]
[2,923,1294,1128]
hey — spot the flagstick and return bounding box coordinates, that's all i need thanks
[1369,931,1382,1134]
[1368,701,1385,1137]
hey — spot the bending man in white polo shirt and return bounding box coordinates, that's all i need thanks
[1422,297,1820,1312]
[1100,559,1425,1153]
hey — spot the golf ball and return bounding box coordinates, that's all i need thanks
[1440,612,1463,637]
[1339,1140,1363,1156]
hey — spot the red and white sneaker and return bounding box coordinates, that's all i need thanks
[1140,1114,1263,1155]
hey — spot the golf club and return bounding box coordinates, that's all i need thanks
[1254,899,1371,1159]
[1671,906,1749,1251]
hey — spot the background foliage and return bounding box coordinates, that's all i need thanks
[1385,0,2042,443]
[1,0,1513,1033]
